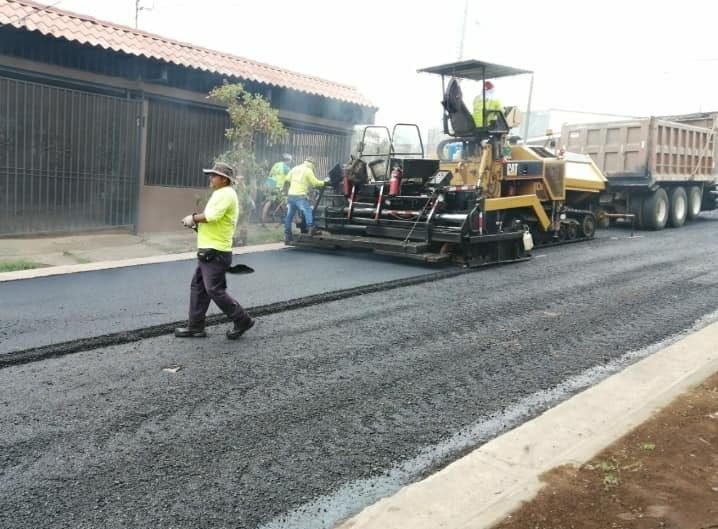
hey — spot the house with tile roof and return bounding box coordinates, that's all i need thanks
[0,0,376,234]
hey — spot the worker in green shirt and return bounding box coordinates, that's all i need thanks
[261,154,292,225]
[269,153,292,193]
[175,162,255,340]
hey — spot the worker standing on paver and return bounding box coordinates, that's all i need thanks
[284,156,326,244]
[176,162,255,340]
[473,80,502,128]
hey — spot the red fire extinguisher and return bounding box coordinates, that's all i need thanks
[388,166,402,196]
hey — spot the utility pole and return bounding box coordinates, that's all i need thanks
[522,73,535,142]
[457,0,469,61]
[135,0,151,29]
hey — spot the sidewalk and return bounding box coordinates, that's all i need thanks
[0,230,197,266]
[0,224,285,280]
[337,318,718,529]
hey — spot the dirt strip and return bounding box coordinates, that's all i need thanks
[495,372,718,529]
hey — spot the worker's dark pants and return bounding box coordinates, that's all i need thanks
[188,251,247,328]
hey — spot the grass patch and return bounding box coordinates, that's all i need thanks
[0,259,46,272]
[588,460,621,490]
[602,471,620,488]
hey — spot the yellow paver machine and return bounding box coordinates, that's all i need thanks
[292,59,607,266]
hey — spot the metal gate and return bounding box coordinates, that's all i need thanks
[255,128,351,178]
[0,76,141,236]
[145,99,230,187]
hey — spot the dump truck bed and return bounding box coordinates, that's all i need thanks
[560,117,717,185]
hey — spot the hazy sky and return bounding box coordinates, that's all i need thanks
[34,0,718,130]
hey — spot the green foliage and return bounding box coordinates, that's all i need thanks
[209,82,286,199]
[602,471,620,488]
[598,461,616,473]
[0,259,46,272]
[597,460,620,490]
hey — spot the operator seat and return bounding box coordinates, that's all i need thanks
[442,78,477,136]
[442,78,510,140]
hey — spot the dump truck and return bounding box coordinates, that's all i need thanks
[561,117,718,229]
[289,59,608,266]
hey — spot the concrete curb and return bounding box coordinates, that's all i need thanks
[0,242,285,282]
[336,320,718,529]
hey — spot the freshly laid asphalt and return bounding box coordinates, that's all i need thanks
[1,217,717,529]
[0,249,437,355]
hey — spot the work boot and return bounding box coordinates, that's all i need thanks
[307,226,322,237]
[174,324,207,338]
[284,234,292,245]
[226,316,255,340]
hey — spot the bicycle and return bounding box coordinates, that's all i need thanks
[260,190,288,225]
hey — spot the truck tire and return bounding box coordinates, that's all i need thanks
[642,188,669,230]
[687,186,702,220]
[580,214,596,238]
[668,186,687,228]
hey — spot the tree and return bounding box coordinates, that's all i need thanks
[208,82,286,204]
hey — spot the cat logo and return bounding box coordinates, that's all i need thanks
[506,162,519,177]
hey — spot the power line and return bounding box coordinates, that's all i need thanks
[6,0,64,25]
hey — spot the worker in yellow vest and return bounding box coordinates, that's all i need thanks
[473,80,502,128]
[176,162,255,340]
[284,157,327,243]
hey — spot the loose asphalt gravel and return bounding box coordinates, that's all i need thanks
[1,216,717,529]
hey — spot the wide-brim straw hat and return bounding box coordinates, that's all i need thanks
[203,162,237,184]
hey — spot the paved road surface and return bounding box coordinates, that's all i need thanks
[0,249,437,355]
[1,218,717,529]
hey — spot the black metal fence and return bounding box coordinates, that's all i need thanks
[0,76,141,236]
[0,76,354,235]
[145,99,230,187]
[255,129,351,179]
[146,98,351,187]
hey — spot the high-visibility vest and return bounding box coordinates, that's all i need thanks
[269,161,290,190]
[286,162,325,196]
[473,96,503,128]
